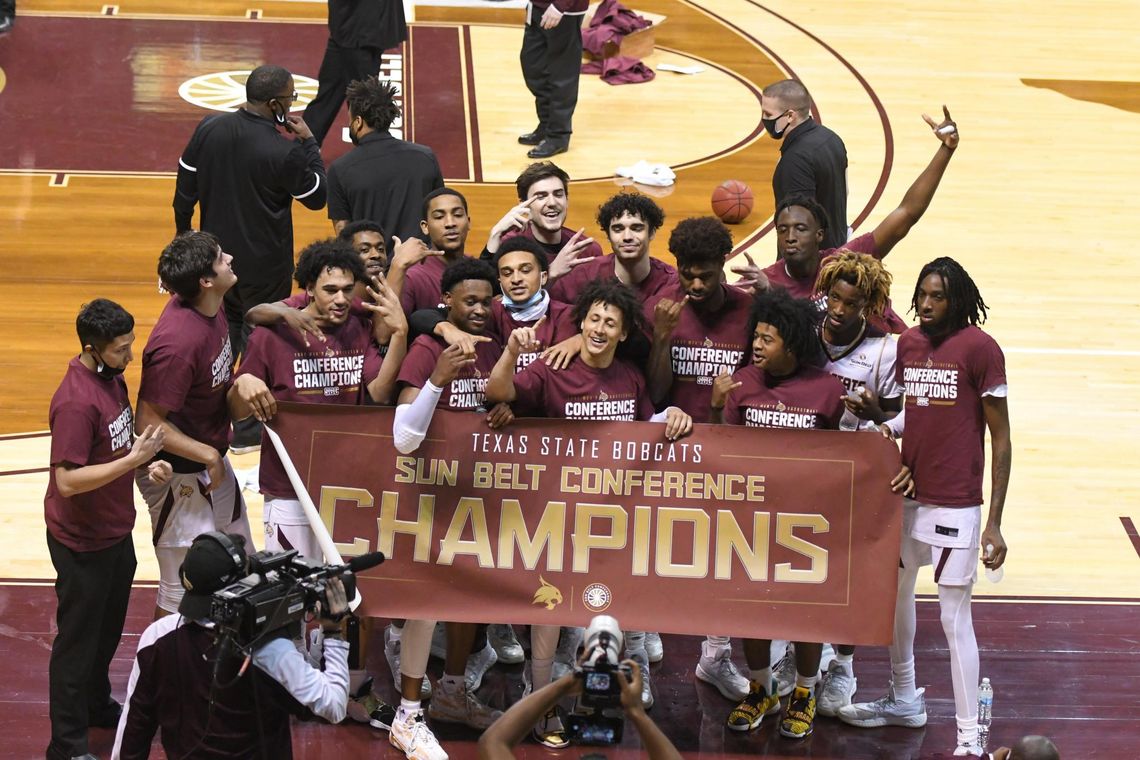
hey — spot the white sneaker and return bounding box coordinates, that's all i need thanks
[627,649,654,709]
[645,632,664,663]
[772,644,796,698]
[953,741,984,757]
[488,624,525,664]
[428,679,503,729]
[695,641,749,701]
[552,627,582,680]
[385,625,432,699]
[838,685,927,728]
[817,659,857,717]
[465,639,498,692]
[390,709,448,760]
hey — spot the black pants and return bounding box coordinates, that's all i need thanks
[303,40,383,147]
[520,13,583,143]
[0,0,13,17]
[47,532,136,757]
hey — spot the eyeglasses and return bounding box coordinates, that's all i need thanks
[275,91,298,102]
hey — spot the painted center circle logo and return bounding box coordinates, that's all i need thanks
[178,71,318,113]
[582,583,612,612]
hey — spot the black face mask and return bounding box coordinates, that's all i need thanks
[762,111,790,139]
[90,347,126,379]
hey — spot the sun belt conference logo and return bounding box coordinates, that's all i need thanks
[533,576,563,610]
[582,582,612,612]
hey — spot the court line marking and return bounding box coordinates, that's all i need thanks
[1121,517,1140,560]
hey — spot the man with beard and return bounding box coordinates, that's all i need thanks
[840,257,1011,759]
[327,78,443,243]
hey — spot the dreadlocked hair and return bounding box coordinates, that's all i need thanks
[815,250,893,318]
[912,256,988,329]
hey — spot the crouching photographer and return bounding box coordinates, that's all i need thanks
[112,532,368,759]
[477,615,681,760]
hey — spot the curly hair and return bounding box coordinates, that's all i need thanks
[293,239,366,289]
[911,257,989,329]
[440,257,496,294]
[346,78,401,131]
[746,288,823,367]
[76,298,134,350]
[571,278,646,338]
[776,195,830,235]
[814,250,893,318]
[596,192,665,234]
[669,216,734,268]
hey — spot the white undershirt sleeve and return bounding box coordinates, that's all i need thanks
[252,636,350,724]
[393,382,443,454]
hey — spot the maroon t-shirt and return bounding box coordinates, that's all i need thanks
[488,299,579,373]
[44,358,137,552]
[138,297,234,469]
[399,255,451,315]
[548,253,677,306]
[895,325,1006,507]
[397,333,503,411]
[513,356,655,421]
[282,291,372,319]
[723,363,845,430]
[501,224,605,263]
[761,233,907,334]
[238,320,382,498]
[644,283,753,423]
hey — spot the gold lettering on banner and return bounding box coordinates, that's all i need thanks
[572,503,628,572]
[318,486,373,555]
[632,505,652,576]
[438,497,495,567]
[714,510,770,581]
[394,455,458,486]
[378,491,434,562]
[498,499,566,571]
[656,507,711,578]
[474,461,546,490]
[774,513,829,583]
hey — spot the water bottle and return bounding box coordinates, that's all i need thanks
[977,677,994,749]
[984,543,1004,583]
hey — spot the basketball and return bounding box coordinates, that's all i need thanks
[711,180,754,224]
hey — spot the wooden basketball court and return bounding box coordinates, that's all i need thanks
[1,0,1138,756]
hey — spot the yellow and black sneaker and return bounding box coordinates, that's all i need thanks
[533,707,570,748]
[726,680,781,731]
[779,685,817,739]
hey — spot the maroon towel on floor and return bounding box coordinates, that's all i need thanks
[582,0,652,56]
[581,56,656,85]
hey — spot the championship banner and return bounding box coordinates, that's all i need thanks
[271,402,903,645]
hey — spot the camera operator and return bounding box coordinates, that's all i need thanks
[477,661,681,760]
[112,532,351,759]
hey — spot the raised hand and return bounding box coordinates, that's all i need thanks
[729,251,768,294]
[710,369,742,410]
[923,105,959,150]
[548,228,598,281]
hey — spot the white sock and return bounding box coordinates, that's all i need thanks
[397,699,421,720]
[939,582,980,729]
[833,652,854,677]
[796,673,820,691]
[891,565,920,702]
[389,623,403,641]
[957,718,979,745]
[750,667,772,690]
[705,635,730,649]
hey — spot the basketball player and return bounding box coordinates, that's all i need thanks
[135,232,254,619]
[228,240,407,560]
[486,278,694,719]
[482,162,601,282]
[812,251,905,717]
[339,219,388,279]
[387,258,512,760]
[839,257,1010,759]
[643,216,753,702]
[737,108,961,332]
[547,192,675,306]
[392,188,469,314]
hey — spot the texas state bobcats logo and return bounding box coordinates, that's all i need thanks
[533,576,563,610]
[178,483,194,499]
[776,400,786,412]
[599,391,609,402]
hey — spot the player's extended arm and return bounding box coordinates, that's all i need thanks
[871,108,959,256]
[136,399,227,491]
[367,329,407,405]
[477,674,580,760]
[484,342,521,405]
[981,395,1012,570]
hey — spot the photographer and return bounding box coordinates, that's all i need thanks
[112,532,350,759]
[477,660,681,760]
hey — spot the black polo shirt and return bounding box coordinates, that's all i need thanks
[174,109,327,287]
[772,118,848,250]
[326,130,443,243]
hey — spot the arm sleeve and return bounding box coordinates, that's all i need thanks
[286,139,328,211]
[393,382,443,453]
[885,408,905,438]
[252,637,350,724]
[173,128,202,233]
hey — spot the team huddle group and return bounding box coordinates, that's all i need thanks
[43,66,1011,760]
